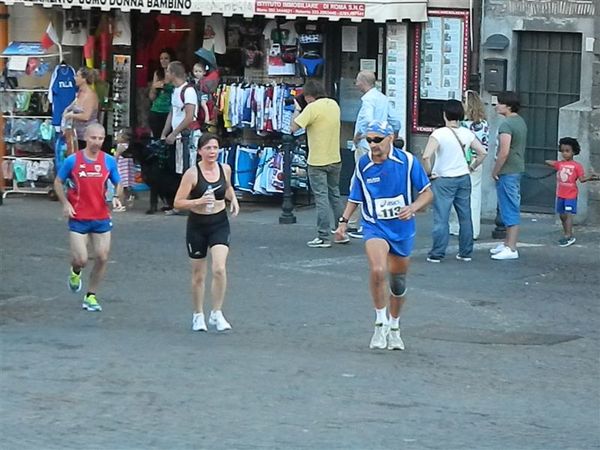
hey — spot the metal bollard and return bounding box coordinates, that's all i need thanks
[279,134,297,224]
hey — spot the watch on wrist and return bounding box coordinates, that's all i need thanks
[338,216,349,224]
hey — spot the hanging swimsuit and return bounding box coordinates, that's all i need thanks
[297,52,324,77]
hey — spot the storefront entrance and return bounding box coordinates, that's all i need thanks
[517,31,581,212]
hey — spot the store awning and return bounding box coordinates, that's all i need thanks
[4,0,427,22]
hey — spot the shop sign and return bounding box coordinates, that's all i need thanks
[7,0,255,15]
[255,1,366,18]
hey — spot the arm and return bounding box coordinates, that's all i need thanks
[65,92,98,122]
[161,110,173,140]
[167,103,195,144]
[107,157,123,209]
[223,164,240,216]
[335,201,359,237]
[492,133,512,180]
[290,99,302,133]
[353,102,374,143]
[545,159,558,167]
[421,136,439,176]
[53,176,76,218]
[469,138,487,171]
[398,187,433,220]
[149,72,162,101]
[173,169,213,210]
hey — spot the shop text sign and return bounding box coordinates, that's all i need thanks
[255,1,366,17]
[13,0,254,14]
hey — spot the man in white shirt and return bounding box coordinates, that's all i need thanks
[422,100,487,262]
[161,61,199,175]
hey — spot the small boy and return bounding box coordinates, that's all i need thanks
[545,137,599,247]
[113,129,135,211]
[192,63,211,127]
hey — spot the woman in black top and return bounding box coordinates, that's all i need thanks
[174,133,240,333]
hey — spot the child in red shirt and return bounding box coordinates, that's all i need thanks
[545,137,599,247]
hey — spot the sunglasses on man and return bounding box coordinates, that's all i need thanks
[366,136,386,144]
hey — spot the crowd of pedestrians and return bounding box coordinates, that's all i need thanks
[53,64,598,352]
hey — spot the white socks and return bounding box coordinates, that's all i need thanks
[375,307,388,325]
[375,307,400,328]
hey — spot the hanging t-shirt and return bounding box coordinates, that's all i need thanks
[202,16,226,55]
[112,12,132,46]
[48,64,77,127]
[61,12,89,46]
[262,21,298,45]
[170,83,198,135]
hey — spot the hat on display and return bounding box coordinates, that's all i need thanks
[194,48,217,69]
[366,120,394,137]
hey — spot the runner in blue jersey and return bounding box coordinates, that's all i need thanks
[335,120,433,350]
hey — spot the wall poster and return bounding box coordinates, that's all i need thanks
[385,22,408,140]
[412,10,470,133]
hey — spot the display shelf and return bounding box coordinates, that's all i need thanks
[4,155,54,160]
[2,114,52,119]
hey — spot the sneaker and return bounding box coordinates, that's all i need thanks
[347,227,363,239]
[491,247,519,260]
[82,294,102,312]
[559,236,576,247]
[307,237,332,248]
[68,270,82,293]
[209,310,231,331]
[387,328,405,350]
[369,323,389,349]
[456,254,472,262]
[164,208,181,216]
[192,312,207,332]
[333,234,350,244]
[426,256,442,263]
[489,243,507,254]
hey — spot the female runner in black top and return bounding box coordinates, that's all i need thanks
[174,133,240,332]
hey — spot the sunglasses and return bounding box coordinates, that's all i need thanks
[366,136,386,144]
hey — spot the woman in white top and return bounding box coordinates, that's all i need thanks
[422,100,487,262]
[449,90,490,239]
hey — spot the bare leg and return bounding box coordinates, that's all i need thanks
[69,232,89,272]
[209,245,229,311]
[365,239,390,310]
[88,232,111,293]
[505,225,519,251]
[387,254,410,319]
[560,214,573,237]
[191,258,208,313]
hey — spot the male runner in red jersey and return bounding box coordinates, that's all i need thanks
[54,123,123,311]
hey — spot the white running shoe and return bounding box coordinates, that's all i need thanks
[209,310,232,331]
[491,247,519,260]
[490,243,507,254]
[369,323,389,349]
[387,328,405,350]
[192,313,207,332]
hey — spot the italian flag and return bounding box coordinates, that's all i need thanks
[40,23,59,49]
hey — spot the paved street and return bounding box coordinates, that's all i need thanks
[1,195,599,449]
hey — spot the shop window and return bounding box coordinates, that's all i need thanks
[411,10,470,133]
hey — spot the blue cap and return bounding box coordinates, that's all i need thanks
[365,120,394,137]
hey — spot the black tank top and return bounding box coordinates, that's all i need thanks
[190,162,227,200]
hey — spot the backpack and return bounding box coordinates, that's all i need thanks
[179,81,216,130]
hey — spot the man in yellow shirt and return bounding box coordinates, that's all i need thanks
[292,80,348,248]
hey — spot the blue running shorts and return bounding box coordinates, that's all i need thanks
[68,219,113,234]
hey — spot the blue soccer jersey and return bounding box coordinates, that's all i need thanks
[349,147,431,242]
[49,64,77,126]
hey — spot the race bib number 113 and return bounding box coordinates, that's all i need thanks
[375,195,406,219]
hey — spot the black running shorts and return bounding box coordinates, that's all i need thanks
[186,210,230,259]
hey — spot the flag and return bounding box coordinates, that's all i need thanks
[40,23,59,49]
[83,36,95,69]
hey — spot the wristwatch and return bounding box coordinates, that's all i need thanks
[338,216,349,224]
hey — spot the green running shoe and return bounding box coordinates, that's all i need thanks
[82,294,102,312]
[68,270,82,293]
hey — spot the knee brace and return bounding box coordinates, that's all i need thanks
[389,273,407,297]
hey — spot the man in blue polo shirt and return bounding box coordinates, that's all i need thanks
[336,120,432,350]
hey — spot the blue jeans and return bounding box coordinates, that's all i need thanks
[429,175,473,258]
[308,163,344,241]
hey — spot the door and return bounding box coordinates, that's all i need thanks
[517,31,581,212]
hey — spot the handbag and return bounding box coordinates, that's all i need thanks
[447,127,472,164]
